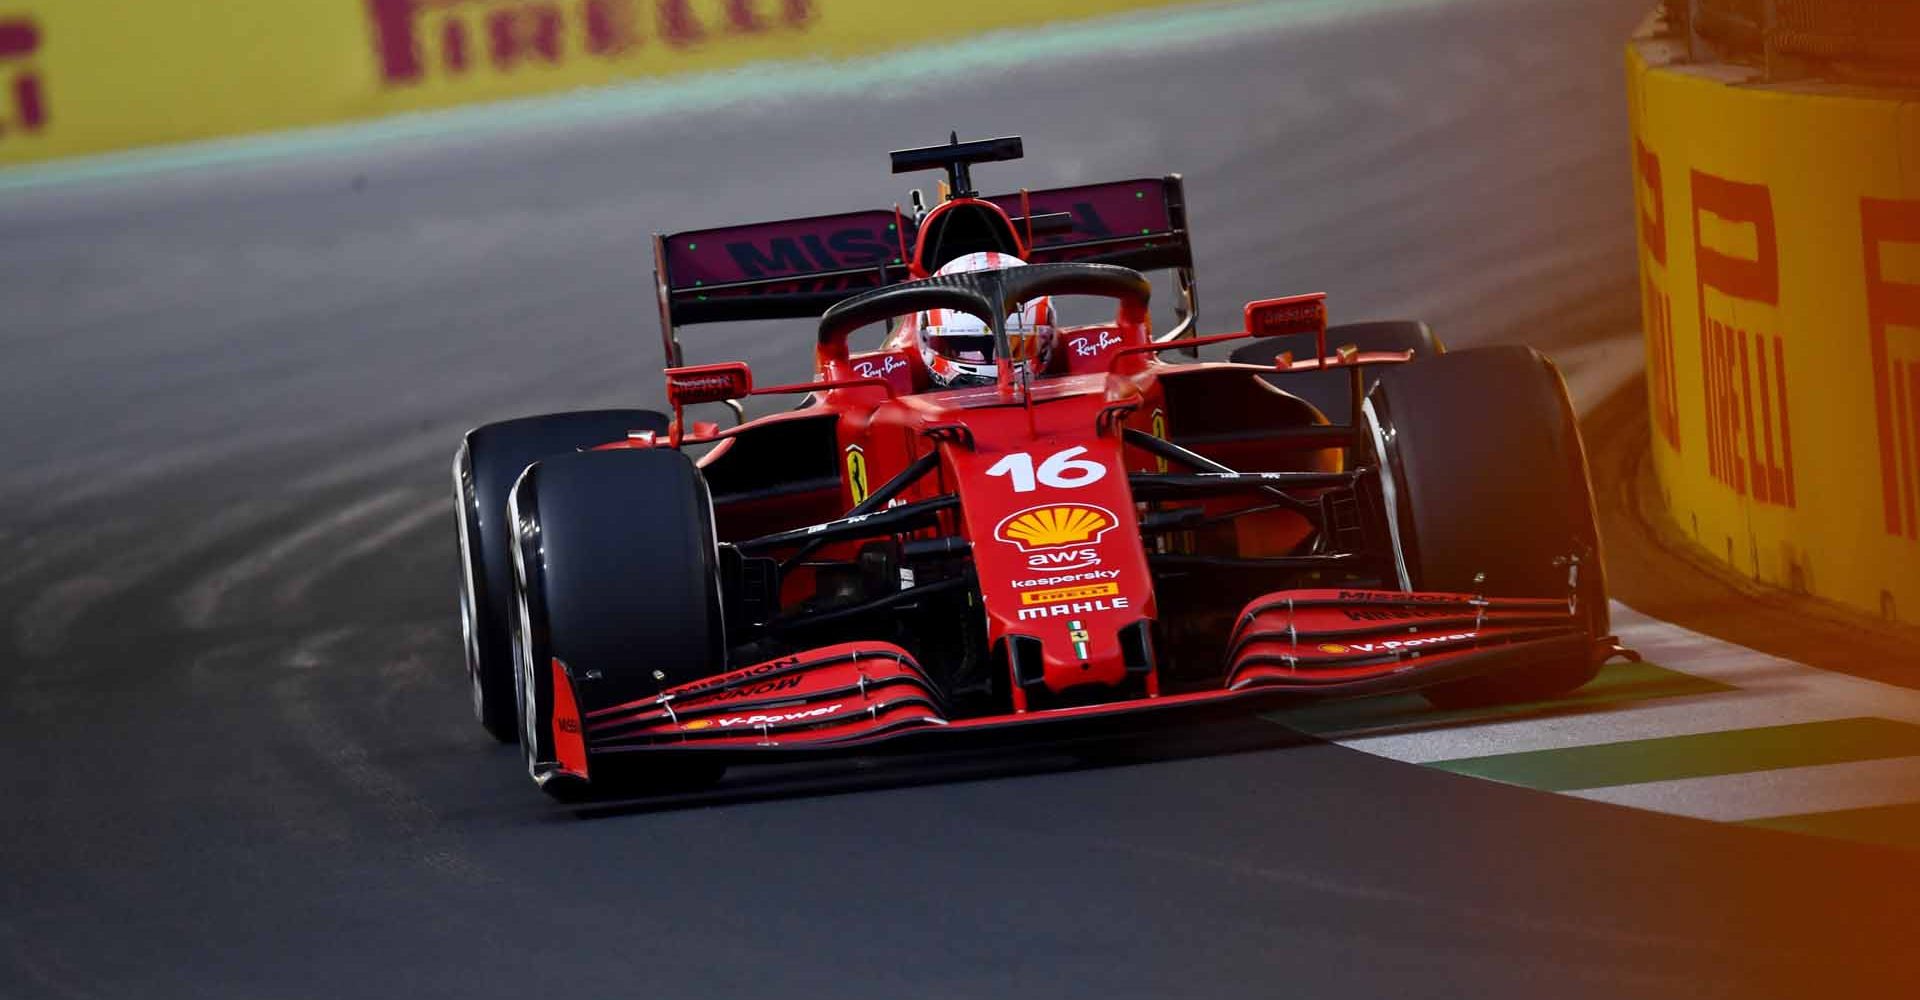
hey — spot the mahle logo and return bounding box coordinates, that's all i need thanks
[994,503,1116,552]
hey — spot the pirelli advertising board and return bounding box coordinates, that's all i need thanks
[1627,37,1920,626]
[0,0,1199,167]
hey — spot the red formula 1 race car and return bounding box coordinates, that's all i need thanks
[452,135,1629,799]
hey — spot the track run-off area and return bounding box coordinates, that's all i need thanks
[1275,379,1920,847]
[3,1,1917,997]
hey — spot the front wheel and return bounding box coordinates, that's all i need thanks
[454,409,667,742]
[1364,345,1606,708]
[508,447,729,800]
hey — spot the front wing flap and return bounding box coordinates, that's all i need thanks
[583,642,948,751]
[1226,588,1590,690]
[568,592,1601,771]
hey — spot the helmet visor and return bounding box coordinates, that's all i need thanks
[931,333,997,365]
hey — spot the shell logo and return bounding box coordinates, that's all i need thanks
[994,503,1117,552]
[1317,643,1351,654]
[681,719,713,731]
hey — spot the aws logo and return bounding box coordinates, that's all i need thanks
[1023,548,1099,570]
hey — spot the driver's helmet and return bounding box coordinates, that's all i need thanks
[916,252,1055,389]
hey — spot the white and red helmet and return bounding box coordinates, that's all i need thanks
[915,252,1055,389]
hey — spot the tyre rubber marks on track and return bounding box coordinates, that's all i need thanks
[1269,602,1920,851]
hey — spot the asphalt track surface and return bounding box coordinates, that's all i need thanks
[4,1,1917,997]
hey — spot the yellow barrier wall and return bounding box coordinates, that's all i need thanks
[0,0,1196,166]
[1627,34,1920,625]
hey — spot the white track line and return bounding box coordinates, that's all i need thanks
[1329,342,1920,765]
[1568,756,1920,822]
[1610,604,1920,723]
[1303,343,1920,834]
[1334,603,1920,763]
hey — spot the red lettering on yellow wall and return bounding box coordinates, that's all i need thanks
[585,0,642,54]
[1636,141,1667,265]
[0,18,46,138]
[657,0,708,45]
[1691,170,1795,507]
[1863,197,1920,539]
[489,4,564,69]
[367,0,814,85]
[1636,139,1680,450]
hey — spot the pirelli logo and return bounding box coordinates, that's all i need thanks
[367,0,815,87]
[1020,582,1118,606]
[1692,170,1796,508]
[0,18,46,140]
[1637,139,1680,451]
[1865,197,1920,540]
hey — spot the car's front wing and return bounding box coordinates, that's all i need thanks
[552,589,1604,777]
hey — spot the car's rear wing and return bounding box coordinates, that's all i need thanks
[651,175,1197,366]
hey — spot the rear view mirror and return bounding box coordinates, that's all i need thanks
[664,362,753,407]
[1243,293,1328,340]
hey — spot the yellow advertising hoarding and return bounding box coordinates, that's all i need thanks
[0,0,1197,166]
[1627,38,1920,625]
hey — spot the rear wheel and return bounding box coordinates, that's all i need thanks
[454,409,668,742]
[1363,346,1606,708]
[508,448,728,800]
[1229,320,1444,421]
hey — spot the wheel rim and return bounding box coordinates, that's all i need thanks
[469,659,487,723]
[453,452,492,726]
[514,588,541,772]
[460,579,487,722]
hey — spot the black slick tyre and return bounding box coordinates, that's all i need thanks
[507,448,727,800]
[1229,320,1444,421]
[1363,346,1606,708]
[453,409,667,742]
